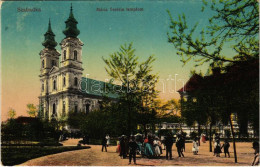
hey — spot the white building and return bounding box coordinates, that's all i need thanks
[39,5,117,120]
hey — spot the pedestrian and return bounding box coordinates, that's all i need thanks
[101,136,107,152]
[120,135,127,159]
[252,141,259,166]
[106,134,110,147]
[221,139,230,158]
[153,137,162,157]
[164,133,174,160]
[214,139,222,157]
[116,137,121,153]
[176,134,184,157]
[144,135,154,157]
[128,135,138,165]
[192,138,199,155]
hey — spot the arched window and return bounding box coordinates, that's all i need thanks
[42,60,44,68]
[51,60,56,67]
[74,77,78,86]
[64,50,66,60]
[63,77,66,86]
[62,101,66,116]
[52,103,56,116]
[74,50,77,60]
[53,80,56,90]
[74,105,78,113]
[85,104,90,115]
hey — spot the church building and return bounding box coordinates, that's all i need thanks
[39,5,117,120]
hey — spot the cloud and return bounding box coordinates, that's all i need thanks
[16,12,30,31]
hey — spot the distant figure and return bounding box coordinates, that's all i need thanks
[128,136,138,165]
[176,134,184,157]
[201,134,206,143]
[214,139,222,157]
[106,134,110,147]
[144,136,154,157]
[221,139,230,158]
[116,138,121,153]
[153,137,162,157]
[192,138,199,155]
[120,135,127,159]
[164,133,174,160]
[101,137,107,152]
[252,141,259,166]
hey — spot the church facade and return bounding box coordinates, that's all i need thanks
[39,5,116,120]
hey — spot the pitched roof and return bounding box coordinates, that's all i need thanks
[81,77,119,99]
[178,74,203,93]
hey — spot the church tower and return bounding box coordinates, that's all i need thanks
[60,4,84,91]
[39,19,60,119]
[59,4,84,114]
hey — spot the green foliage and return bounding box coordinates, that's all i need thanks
[167,0,259,67]
[7,108,16,119]
[26,104,38,117]
[103,43,159,135]
[1,118,61,145]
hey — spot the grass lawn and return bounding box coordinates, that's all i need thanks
[1,145,90,166]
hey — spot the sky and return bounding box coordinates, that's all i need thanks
[1,0,236,121]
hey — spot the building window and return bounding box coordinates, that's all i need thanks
[42,60,44,68]
[63,77,66,86]
[74,50,77,60]
[74,77,78,86]
[85,104,90,114]
[74,105,78,113]
[51,60,56,67]
[42,83,44,91]
[53,80,56,90]
[52,103,56,116]
[62,101,66,116]
[64,50,66,60]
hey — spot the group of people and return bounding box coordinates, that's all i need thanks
[113,132,187,164]
[100,133,259,166]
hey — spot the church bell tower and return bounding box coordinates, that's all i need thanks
[60,4,84,91]
[39,19,60,118]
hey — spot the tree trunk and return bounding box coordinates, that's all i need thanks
[209,123,212,152]
[229,115,238,163]
[143,124,147,137]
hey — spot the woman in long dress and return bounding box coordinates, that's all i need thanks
[144,137,154,157]
[192,138,199,155]
[153,137,161,157]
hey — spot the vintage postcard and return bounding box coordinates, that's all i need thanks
[1,0,259,166]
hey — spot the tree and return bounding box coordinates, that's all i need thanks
[103,43,158,135]
[168,1,259,163]
[167,0,259,67]
[7,108,16,119]
[26,104,38,117]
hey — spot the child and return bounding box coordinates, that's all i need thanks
[221,139,230,158]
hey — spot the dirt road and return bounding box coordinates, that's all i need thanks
[19,139,254,166]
